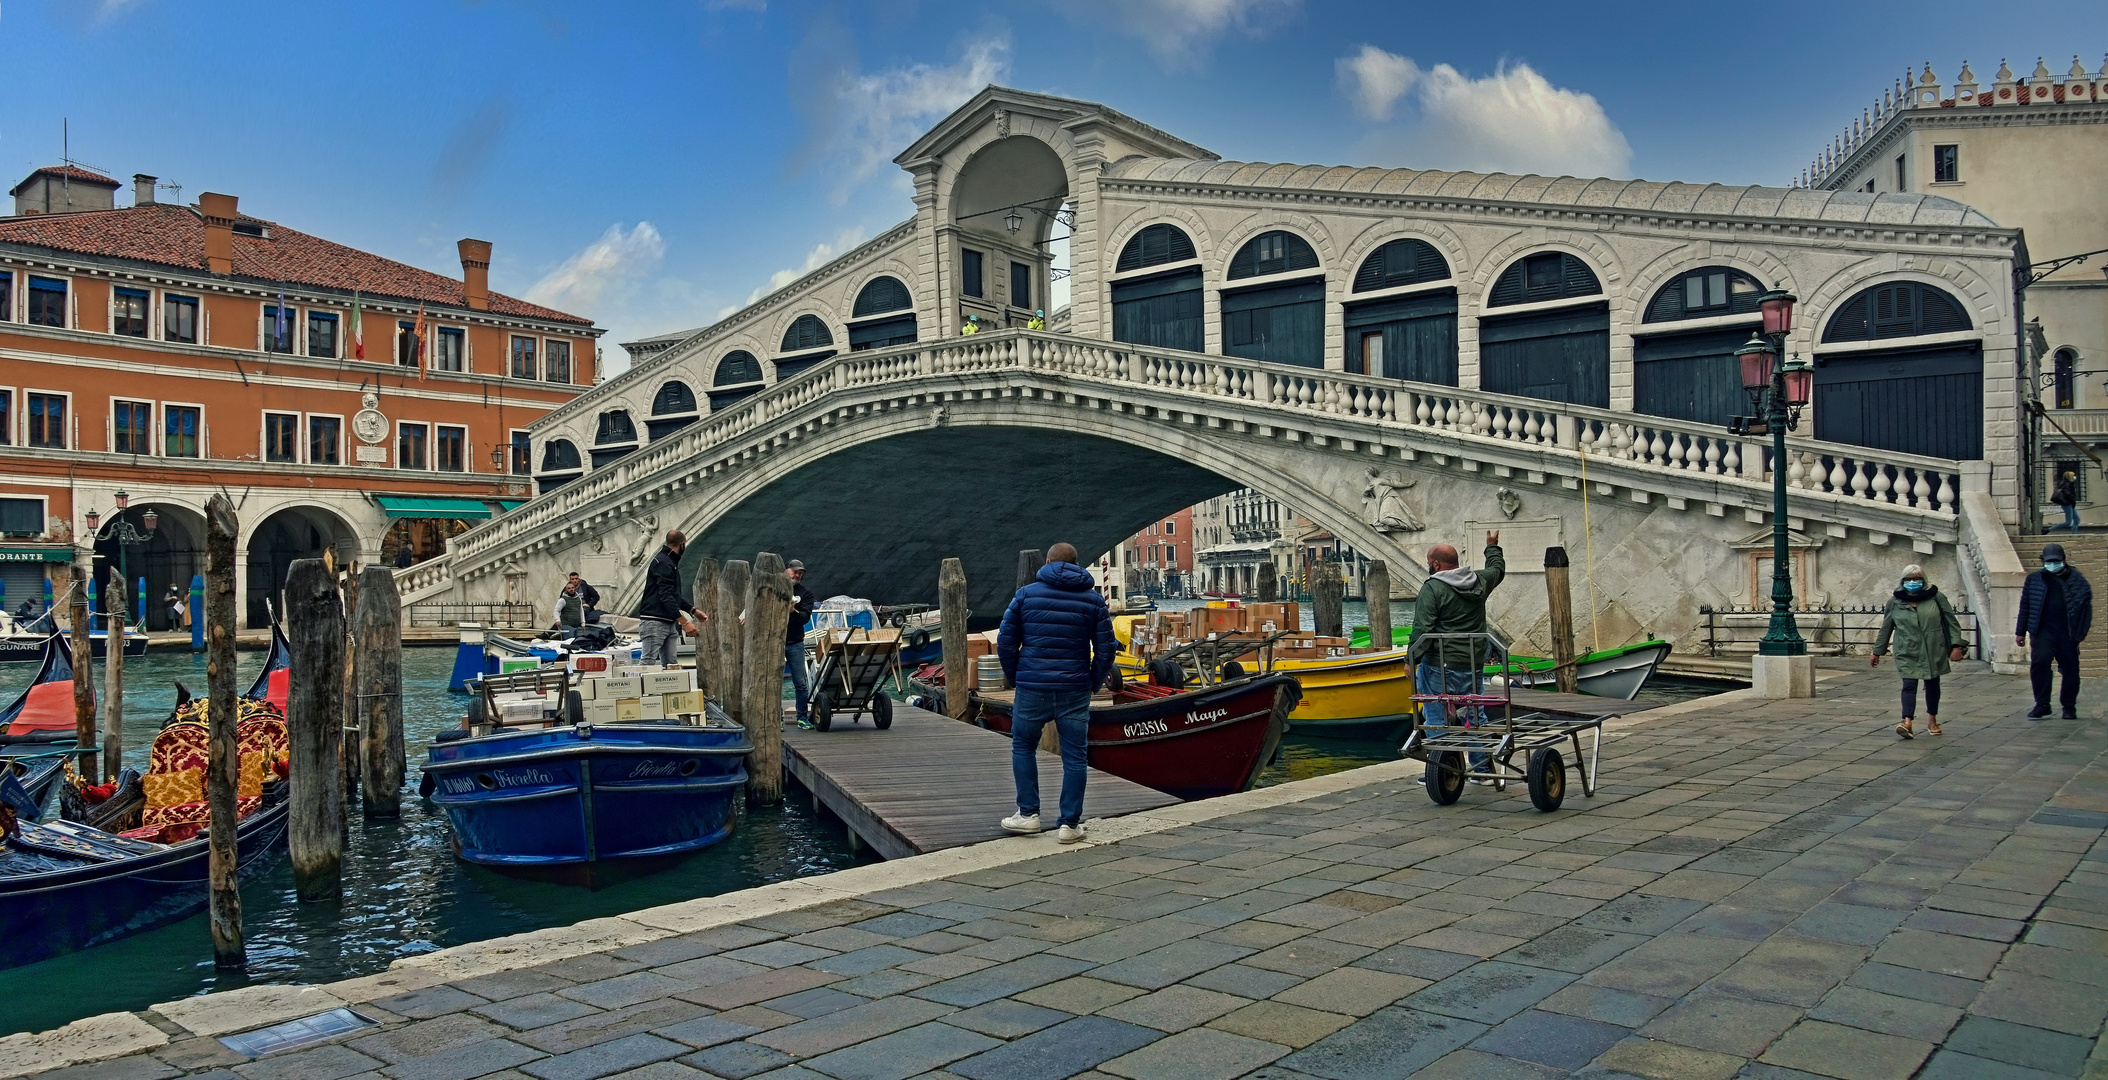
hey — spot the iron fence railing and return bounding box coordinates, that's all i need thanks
[1698,604,1982,658]
[406,601,540,629]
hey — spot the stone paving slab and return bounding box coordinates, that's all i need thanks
[11,664,2108,1079]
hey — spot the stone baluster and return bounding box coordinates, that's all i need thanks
[1828,457,1850,494]
[1910,469,1931,509]
[1443,399,1459,429]
[1523,412,1541,444]
[1787,451,1808,490]
[1704,438,1722,475]
[1934,472,1956,513]
[1871,464,1893,503]
[1849,460,1871,500]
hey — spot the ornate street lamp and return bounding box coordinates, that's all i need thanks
[1732,290,1810,662]
[85,493,159,633]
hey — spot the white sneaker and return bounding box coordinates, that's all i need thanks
[1057,824,1087,844]
[1001,812,1041,834]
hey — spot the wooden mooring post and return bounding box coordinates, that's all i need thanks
[355,566,404,818]
[204,494,244,969]
[1257,561,1278,604]
[743,553,792,805]
[1365,561,1392,650]
[940,558,969,721]
[1545,546,1579,694]
[693,557,721,701]
[339,566,361,802]
[1313,559,1344,638]
[1015,549,1041,592]
[68,563,96,785]
[286,558,345,901]
[716,560,752,717]
[102,576,125,780]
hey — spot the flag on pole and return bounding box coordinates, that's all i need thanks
[350,293,365,360]
[413,304,429,379]
[275,286,290,351]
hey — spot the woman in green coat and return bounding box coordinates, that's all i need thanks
[1871,563,1966,738]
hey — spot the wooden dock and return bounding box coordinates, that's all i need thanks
[782,703,1181,860]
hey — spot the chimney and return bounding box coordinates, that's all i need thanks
[199,192,236,274]
[458,238,492,311]
[133,174,157,206]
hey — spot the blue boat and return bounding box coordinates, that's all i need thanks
[419,708,753,886]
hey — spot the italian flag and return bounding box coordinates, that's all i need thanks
[349,294,365,360]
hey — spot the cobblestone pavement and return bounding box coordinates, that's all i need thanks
[34,662,2108,1080]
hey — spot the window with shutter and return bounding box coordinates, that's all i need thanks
[781,315,834,352]
[653,382,698,415]
[1487,253,1602,307]
[1116,224,1197,273]
[540,439,581,473]
[1352,239,1450,292]
[1643,266,1765,322]
[593,410,637,445]
[715,351,763,386]
[1227,231,1320,280]
[852,276,912,317]
[1821,282,1973,342]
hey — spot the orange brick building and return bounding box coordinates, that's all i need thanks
[0,166,601,626]
[1122,507,1194,597]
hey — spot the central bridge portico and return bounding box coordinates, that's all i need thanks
[408,85,2030,668]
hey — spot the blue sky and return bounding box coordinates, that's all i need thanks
[5,0,2103,370]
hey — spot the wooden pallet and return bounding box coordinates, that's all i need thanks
[782,702,1181,860]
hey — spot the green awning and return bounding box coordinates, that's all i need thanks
[497,501,525,512]
[0,547,72,563]
[376,497,493,520]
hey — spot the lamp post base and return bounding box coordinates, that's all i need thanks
[1752,654,1816,699]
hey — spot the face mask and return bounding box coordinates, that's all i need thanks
[1903,581,1924,593]
[2047,561,2066,574]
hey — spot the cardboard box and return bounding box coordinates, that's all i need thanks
[499,657,540,674]
[644,669,695,696]
[600,677,643,701]
[575,678,599,701]
[640,696,667,720]
[1196,608,1247,637]
[617,666,650,679]
[571,654,611,674]
[583,700,618,724]
[1245,603,1300,634]
[614,698,643,721]
[664,691,702,715]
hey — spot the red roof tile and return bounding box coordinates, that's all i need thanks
[9,165,122,196]
[0,203,592,326]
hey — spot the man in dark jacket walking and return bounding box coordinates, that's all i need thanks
[785,560,817,726]
[997,543,1116,843]
[2018,542,2093,719]
[637,530,708,668]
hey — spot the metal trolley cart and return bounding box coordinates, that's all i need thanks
[1401,633,1605,812]
[810,627,900,732]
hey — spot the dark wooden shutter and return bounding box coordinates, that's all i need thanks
[1111,267,1205,352]
[594,410,636,444]
[1221,277,1325,367]
[1479,303,1610,407]
[1633,325,1760,424]
[540,439,581,472]
[1344,290,1458,385]
[1643,266,1764,322]
[1488,253,1602,307]
[1823,282,1972,342]
[1228,232,1320,280]
[782,315,834,352]
[1117,224,1197,273]
[1814,342,1982,459]
[715,351,762,386]
[1352,239,1450,293]
[652,382,697,415]
[852,276,911,317]
[848,314,917,350]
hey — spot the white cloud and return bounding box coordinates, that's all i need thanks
[1072,0,1301,69]
[1337,44,1420,122]
[525,222,666,316]
[716,225,871,320]
[1344,50,1632,178]
[92,0,150,22]
[793,33,1010,205]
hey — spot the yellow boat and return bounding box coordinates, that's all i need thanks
[1113,615,1418,740]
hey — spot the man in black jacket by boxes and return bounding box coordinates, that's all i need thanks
[638,530,708,668]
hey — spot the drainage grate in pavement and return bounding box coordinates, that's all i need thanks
[2030,808,2108,830]
[219,1008,377,1058]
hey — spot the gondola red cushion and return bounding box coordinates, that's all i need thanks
[262,667,290,713]
[5,680,77,734]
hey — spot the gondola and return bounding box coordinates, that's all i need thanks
[0,633,87,820]
[247,618,293,713]
[0,624,147,663]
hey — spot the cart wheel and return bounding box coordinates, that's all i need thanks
[1219,661,1246,681]
[1148,659,1186,689]
[1527,749,1566,812]
[871,693,894,730]
[1425,752,1466,805]
[812,692,834,732]
[564,691,585,727]
[905,628,929,650]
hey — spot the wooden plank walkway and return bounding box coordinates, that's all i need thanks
[781,703,1181,860]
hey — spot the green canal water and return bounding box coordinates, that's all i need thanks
[1,636,1729,1035]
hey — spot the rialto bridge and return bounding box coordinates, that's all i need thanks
[401,86,2030,670]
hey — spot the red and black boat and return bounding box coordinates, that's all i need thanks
[970,673,1299,800]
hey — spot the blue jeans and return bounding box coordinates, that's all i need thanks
[786,642,811,720]
[1416,662,1487,771]
[639,618,679,668]
[1011,688,1090,826]
[2056,505,2081,531]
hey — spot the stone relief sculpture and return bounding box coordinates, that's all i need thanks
[1496,488,1522,520]
[628,514,660,565]
[1361,469,1426,534]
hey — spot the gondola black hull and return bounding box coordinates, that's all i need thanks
[0,795,291,971]
[0,632,146,663]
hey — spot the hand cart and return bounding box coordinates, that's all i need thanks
[1400,632,1604,812]
[1146,629,1299,686]
[810,626,899,731]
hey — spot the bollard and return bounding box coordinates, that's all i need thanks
[715,560,752,718]
[693,557,721,700]
[204,494,245,969]
[1313,559,1344,639]
[1366,561,1392,651]
[339,567,361,802]
[743,553,792,806]
[1545,547,1579,694]
[190,573,205,651]
[102,577,126,780]
[940,558,970,720]
[355,566,404,818]
[68,563,96,785]
[1257,561,1279,604]
[286,559,346,901]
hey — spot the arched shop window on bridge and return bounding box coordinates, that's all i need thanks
[647,381,699,441]
[1222,232,1324,368]
[1345,239,1456,383]
[591,409,639,468]
[850,276,917,352]
[1112,224,1203,352]
[1479,252,1608,408]
[1816,281,1980,460]
[538,438,582,494]
[1632,266,1766,424]
[711,350,766,410]
[777,315,837,382]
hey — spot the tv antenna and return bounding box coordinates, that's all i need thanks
[58,119,112,211]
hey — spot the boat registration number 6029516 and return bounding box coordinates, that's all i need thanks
[1121,719,1169,738]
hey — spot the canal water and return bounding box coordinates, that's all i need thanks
[1,631,1733,1035]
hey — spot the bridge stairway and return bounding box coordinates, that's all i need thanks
[2018,533,2108,681]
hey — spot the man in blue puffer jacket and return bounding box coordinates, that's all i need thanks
[997,543,1117,843]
